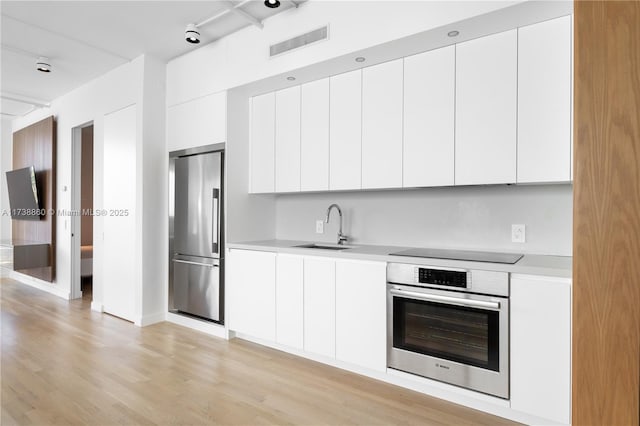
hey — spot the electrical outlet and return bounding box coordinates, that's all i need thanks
[315,220,324,234]
[512,224,526,243]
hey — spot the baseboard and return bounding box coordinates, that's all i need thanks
[166,312,229,339]
[5,270,70,300]
[137,312,165,327]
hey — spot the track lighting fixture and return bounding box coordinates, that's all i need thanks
[264,0,280,8]
[185,23,201,44]
[36,57,51,73]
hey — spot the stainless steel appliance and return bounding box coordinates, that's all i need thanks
[387,262,509,398]
[389,247,523,264]
[169,144,224,323]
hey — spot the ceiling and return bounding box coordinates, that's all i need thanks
[0,0,303,119]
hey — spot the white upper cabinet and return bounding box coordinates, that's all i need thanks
[167,91,227,152]
[250,92,275,193]
[330,69,362,191]
[275,86,301,192]
[455,30,518,185]
[403,46,455,187]
[362,59,404,189]
[517,16,572,183]
[301,78,330,191]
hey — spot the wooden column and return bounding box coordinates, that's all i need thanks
[11,116,56,282]
[573,1,640,424]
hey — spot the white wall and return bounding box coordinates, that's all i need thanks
[140,55,167,324]
[9,56,166,325]
[0,119,12,242]
[167,1,522,106]
[275,185,573,256]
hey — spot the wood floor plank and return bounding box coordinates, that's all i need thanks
[1,279,518,425]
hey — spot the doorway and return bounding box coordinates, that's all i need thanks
[71,122,94,302]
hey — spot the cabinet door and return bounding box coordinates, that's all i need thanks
[517,15,572,183]
[455,30,517,185]
[250,92,275,193]
[335,260,386,372]
[403,46,455,187]
[275,86,301,192]
[167,91,227,152]
[362,59,403,189]
[303,257,336,358]
[227,249,276,341]
[511,274,571,424]
[301,78,330,192]
[330,70,362,190]
[276,254,303,349]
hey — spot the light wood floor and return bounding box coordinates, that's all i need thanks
[1,278,518,425]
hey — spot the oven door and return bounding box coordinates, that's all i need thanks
[387,284,509,399]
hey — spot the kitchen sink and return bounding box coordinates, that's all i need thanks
[294,243,356,251]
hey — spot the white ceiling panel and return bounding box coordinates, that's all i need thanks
[0,0,304,117]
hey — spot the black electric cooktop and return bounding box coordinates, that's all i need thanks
[389,248,524,264]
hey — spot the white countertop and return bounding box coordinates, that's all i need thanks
[226,239,572,278]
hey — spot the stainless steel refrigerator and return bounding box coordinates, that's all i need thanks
[170,147,223,323]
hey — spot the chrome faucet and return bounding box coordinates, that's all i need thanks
[326,203,348,245]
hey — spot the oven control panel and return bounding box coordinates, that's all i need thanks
[415,267,467,288]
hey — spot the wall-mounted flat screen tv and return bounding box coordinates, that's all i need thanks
[6,166,42,220]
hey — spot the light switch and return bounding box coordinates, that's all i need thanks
[315,220,324,234]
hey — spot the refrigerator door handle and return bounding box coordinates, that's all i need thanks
[173,259,217,268]
[212,188,219,254]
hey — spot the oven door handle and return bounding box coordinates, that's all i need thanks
[389,288,501,310]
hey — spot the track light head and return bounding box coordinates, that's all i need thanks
[264,0,280,8]
[185,24,200,44]
[36,57,51,73]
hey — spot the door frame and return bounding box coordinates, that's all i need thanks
[70,121,93,300]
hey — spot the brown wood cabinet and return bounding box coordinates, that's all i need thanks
[573,2,640,424]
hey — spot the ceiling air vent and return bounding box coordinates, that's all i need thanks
[270,26,328,57]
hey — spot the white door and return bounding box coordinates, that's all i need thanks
[330,70,362,190]
[303,257,336,358]
[275,254,304,349]
[250,92,275,193]
[335,260,387,372]
[301,78,330,192]
[517,15,572,183]
[362,59,404,189]
[275,86,301,192]
[227,249,276,341]
[103,104,137,322]
[403,46,455,187]
[455,30,517,185]
[511,274,571,424]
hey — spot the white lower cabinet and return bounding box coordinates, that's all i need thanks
[303,257,336,358]
[275,254,304,349]
[227,249,276,341]
[335,260,387,372]
[510,274,571,424]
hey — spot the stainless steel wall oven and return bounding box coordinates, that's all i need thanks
[387,263,509,399]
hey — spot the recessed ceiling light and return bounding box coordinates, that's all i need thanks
[448,30,460,37]
[355,57,366,63]
[185,23,200,44]
[36,57,51,73]
[264,0,280,8]
[287,76,296,81]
